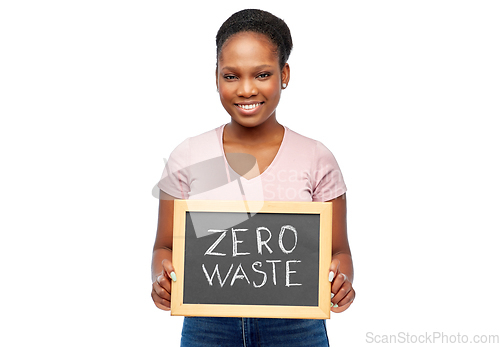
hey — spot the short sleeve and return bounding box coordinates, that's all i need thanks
[156,138,190,199]
[312,141,347,201]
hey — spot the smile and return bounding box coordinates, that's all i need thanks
[236,102,263,110]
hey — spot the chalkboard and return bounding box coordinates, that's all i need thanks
[171,200,332,319]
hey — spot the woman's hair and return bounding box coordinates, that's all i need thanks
[216,9,293,69]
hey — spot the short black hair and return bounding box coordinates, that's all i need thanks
[216,9,293,70]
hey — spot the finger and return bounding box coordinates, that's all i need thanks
[153,281,171,301]
[331,301,353,313]
[336,288,355,307]
[151,288,171,311]
[156,274,172,293]
[331,272,348,295]
[328,259,340,282]
[332,284,352,306]
[162,259,177,282]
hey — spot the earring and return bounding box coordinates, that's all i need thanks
[282,83,287,88]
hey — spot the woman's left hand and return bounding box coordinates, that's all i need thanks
[329,259,355,313]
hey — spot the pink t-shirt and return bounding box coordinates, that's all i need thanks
[157,124,346,202]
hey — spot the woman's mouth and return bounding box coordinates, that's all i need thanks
[236,102,264,110]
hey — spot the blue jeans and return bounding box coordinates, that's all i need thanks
[180,317,330,347]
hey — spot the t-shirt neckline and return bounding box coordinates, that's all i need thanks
[219,123,288,182]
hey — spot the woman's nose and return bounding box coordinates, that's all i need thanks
[237,79,258,98]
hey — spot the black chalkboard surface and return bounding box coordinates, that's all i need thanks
[171,200,332,319]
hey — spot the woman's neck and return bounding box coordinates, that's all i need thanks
[225,116,284,146]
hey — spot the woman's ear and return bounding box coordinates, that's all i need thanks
[281,63,290,89]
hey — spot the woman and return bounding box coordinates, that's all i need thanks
[151,9,355,346]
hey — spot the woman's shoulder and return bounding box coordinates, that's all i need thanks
[284,126,330,152]
[283,126,341,167]
[169,125,224,161]
[172,125,221,146]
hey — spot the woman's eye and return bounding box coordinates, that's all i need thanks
[258,73,270,78]
[224,75,237,80]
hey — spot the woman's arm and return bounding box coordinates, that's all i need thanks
[327,193,355,312]
[151,190,177,311]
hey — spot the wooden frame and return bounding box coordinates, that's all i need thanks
[171,199,332,319]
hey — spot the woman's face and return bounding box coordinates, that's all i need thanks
[216,32,290,129]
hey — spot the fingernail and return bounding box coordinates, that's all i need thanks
[331,293,335,299]
[331,302,333,307]
[170,271,177,282]
[328,271,334,282]
[333,304,338,308]
[156,275,161,283]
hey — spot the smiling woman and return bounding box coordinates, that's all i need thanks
[216,31,289,131]
[152,8,354,347]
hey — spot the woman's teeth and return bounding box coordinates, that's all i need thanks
[237,103,261,110]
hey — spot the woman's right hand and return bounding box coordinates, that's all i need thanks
[151,259,177,311]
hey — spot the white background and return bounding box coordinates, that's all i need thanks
[1,1,499,346]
